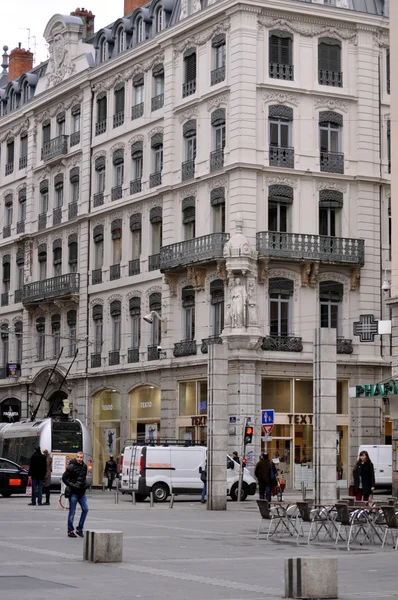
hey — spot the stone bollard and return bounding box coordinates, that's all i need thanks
[83,530,123,563]
[285,557,338,599]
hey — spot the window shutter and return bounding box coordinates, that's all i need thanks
[129,296,141,316]
[67,310,77,326]
[36,317,45,332]
[182,197,195,224]
[269,278,294,296]
[185,52,197,81]
[95,156,105,171]
[92,304,103,320]
[51,314,61,330]
[182,286,195,308]
[268,185,293,205]
[212,34,225,48]
[40,180,49,193]
[68,234,78,264]
[320,280,343,301]
[114,86,125,113]
[150,206,162,223]
[42,123,51,143]
[211,108,226,127]
[113,149,124,165]
[149,292,161,311]
[111,219,122,239]
[133,74,144,87]
[319,190,343,208]
[110,300,121,317]
[131,141,143,157]
[97,96,107,121]
[71,104,81,116]
[93,224,104,243]
[270,32,292,65]
[54,173,64,190]
[210,187,225,206]
[3,257,10,283]
[130,213,142,231]
[16,250,24,265]
[280,36,292,65]
[38,244,47,262]
[152,64,164,77]
[18,187,27,202]
[69,167,79,183]
[151,133,163,148]
[210,279,224,304]
[183,120,196,138]
[318,38,341,72]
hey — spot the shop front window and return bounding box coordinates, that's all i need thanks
[92,390,121,486]
[129,385,161,443]
[178,380,207,442]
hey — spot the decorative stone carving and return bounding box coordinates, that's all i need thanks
[310,262,320,288]
[258,17,357,43]
[128,134,145,148]
[230,277,247,329]
[179,185,197,199]
[172,20,230,59]
[223,214,256,261]
[208,177,228,191]
[217,262,228,283]
[178,107,199,124]
[266,175,298,189]
[180,0,201,19]
[316,180,347,193]
[47,28,76,87]
[144,52,165,72]
[317,272,349,301]
[247,279,258,327]
[207,94,228,112]
[314,97,349,113]
[110,142,125,153]
[350,267,361,291]
[258,259,269,284]
[262,91,300,107]
[0,118,30,144]
[300,262,311,287]
[187,267,206,290]
[164,273,179,297]
[89,298,104,309]
[147,126,164,139]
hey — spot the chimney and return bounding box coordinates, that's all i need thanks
[8,44,33,81]
[70,7,95,39]
[124,0,148,16]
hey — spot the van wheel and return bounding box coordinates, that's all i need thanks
[230,483,248,501]
[135,493,148,502]
[152,483,169,503]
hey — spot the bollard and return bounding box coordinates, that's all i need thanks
[102,478,105,493]
[114,479,119,504]
[150,491,154,507]
[301,481,306,501]
[169,494,174,508]
[285,557,338,599]
[336,486,341,501]
[131,491,136,505]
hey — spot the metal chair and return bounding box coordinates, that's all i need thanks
[381,506,398,550]
[296,501,330,544]
[335,503,368,548]
[256,500,291,539]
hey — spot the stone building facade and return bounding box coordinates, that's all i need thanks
[0,0,392,487]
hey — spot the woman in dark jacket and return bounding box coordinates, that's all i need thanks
[353,450,375,501]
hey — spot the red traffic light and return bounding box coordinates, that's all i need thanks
[244,425,253,445]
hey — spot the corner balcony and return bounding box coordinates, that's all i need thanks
[173,340,197,357]
[160,233,230,272]
[22,273,80,306]
[256,232,364,267]
[269,146,294,169]
[262,335,303,352]
[41,135,68,163]
[182,159,195,181]
[320,151,344,174]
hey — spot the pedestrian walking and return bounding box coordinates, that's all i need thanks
[43,449,52,505]
[232,451,240,465]
[199,461,207,503]
[62,450,89,538]
[353,450,375,502]
[28,447,47,506]
[104,455,118,491]
[255,453,276,502]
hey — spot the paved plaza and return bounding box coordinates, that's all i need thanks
[0,491,398,600]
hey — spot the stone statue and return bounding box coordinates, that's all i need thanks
[231,278,247,329]
[247,280,258,326]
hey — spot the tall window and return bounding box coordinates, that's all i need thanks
[1,325,9,369]
[211,34,226,85]
[387,119,391,174]
[149,293,161,346]
[182,286,195,340]
[71,105,81,136]
[269,105,292,148]
[16,251,24,296]
[57,112,65,137]
[18,188,26,224]
[4,196,13,228]
[40,180,49,214]
[42,121,51,146]
[92,305,103,354]
[15,321,23,363]
[318,37,342,87]
[131,142,143,186]
[53,240,62,277]
[68,234,78,273]
[113,84,125,127]
[113,150,124,187]
[155,6,164,32]
[319,190,343,237]
[67,310,77,357]
[111,300,122,352]
[22,82,30,104]
[269,30,293,80]
[38,245,47,280]
[268,185,292,233]
[269,278,293,337]
[3,256,10,295]
[20,132,28,167]
[319,112,343,174]
[93,225,104,269]
[152,65,164,106]
[130,213,142,260]
[96,93,107,134]
[129,297,141,349]
[6,138,14,173]
[36,317,46,361]
[151,134,163,179]
[388,197,392,261]
[51,314,61,357]
[184,121,197,160]
[211,187,226,233]
[212,109,226,151]
[183,49,197,93]
[136,18,144,43]
[70,168,80,204]
[320,281,343,334]
[117,26,125,53]
[133,74,144,106]
[210,280,224,336]
[387,48,390,94]
[95,157,106,193]
[182,197,196,240]
[54,174,64,208]
[150,207,163,255]
[111,219,122,265]
[100,38,108,62]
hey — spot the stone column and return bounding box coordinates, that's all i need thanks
[207,342,228,510]
[313,328,337,504]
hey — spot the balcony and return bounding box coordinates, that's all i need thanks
[3,226,11,238]
[1,293,9,307]
[41,135,68,162]
[22,273,80,306]
[111,185,123,201]
[113,111,124,128]
[17,221,25,234]
[38,213,47,230]
[70,131,80,147]
[109,350,120,366]
[148,345,160,361]
[269,146,294,169]
[5,162,14,176]
[95,120,107,136]
[129,259,140,276]
[68,202,78,220]
[262,335,303,352]
[151,93,164,111]
[91,353,101,368]
[14,289,22,303]
[128,348,140,363]
[93,192,104,207]
[210,149,224,172]
[149,254,160,271]
[201,335,222,354]
[173,340,197,357]
[256,232,365,267]
[211,65,226,86]
[160,233,230,272]
[19,156,27,169]
[319,70,343,88]
[149,171,162,188]
[92,269,102,285]
[110,264,120,281]
[53,207,62,226]
[131,103,144,120]
[320,151,344,174]
[337,337,353,355]
[182,159,195,181]
[269,63,294,81]
[182,79,196,98]
[130,179,142,195]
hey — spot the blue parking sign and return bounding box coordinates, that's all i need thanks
[261,409,274,425]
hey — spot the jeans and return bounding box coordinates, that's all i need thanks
[44,486,51,504]
[106,474,116,490]
[31,479,43,505]
[355,490,370,502]
[259,483,272,502]
[67,493,89,533]
[201,483,206,502]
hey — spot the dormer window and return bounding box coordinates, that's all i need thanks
[117,26,125,53]
[22,82,29,104]
[100,38,108,62]
[155,6,164,33]
[137,18,144,42]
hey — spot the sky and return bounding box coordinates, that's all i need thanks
[0,1,123,66]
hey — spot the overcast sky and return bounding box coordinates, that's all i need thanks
[1,1,122,66]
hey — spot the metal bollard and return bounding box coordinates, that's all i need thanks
[132,491,136,505]
[336,486,341,501]
[114,479,119,504]
[150,491,154,507]
[102,478,106,493]
[169,494,174,508]
[301,481,306,501]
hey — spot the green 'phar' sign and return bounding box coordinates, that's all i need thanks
[355,382,398,398]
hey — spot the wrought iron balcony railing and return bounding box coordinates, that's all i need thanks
[211,65,226,86]
[3,226,11,238]
[19,156,28,169]
[109,350,120,366]
[182,79,196,98]
[256,231,365,267]
[91,353,101,368]
[68,202,78,220]
[173,340,197,357]
[92,269,102,285]
[1,292,9,307]
[131,103,144,120]
[5,162,14,175]
[201,335,223,354]
[337,337,353,354]
[111,185,123,201]
[182,159,195,181]
[269,146,294,169]
[95,120,107,136]
[128,348,140,363]
[269,63,294,81]
[17,221,25,234]
[110,264,120,281]
[70,131,80,147]
[129,259,140,276]
[130,179,142,194]
[148,345,160,361]
[22,273,80,305]
[38,213,47,230]
[149,171,162,188]
[53,207,62,226]
[93,192,104,207]
[319,70,343,88]
[151,93,164,111]
[148,253,160,271]
[210,149,224,172]
[14,289,22,303]
[160,232,230,271]
[41,135,68,161]
[113,111,125,128]
[320,151,344,174]
[262,335,303,352]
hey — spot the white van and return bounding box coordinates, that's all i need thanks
[121,444,257,502]
[358,445,392,489]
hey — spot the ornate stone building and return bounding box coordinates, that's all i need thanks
[0,0,391,487]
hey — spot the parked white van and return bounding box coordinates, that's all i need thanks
[358,445,392,489]
[121,443,257,502]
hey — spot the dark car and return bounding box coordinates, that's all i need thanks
[0,457,28,497]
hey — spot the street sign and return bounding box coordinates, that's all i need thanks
[229,416,237,424]
[261,409,274,436]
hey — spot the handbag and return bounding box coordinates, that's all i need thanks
[64,486,72,499]
[200,471,206,483]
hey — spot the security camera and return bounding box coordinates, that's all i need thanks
[143,312,153,324]
[382,279,391,292]
[157,345,162,352]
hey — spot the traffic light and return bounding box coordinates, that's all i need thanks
[244,425,253,445]
[241,457,247,468]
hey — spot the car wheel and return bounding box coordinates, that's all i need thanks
[135,493,148,502]
[0,492,12,498]
[151,483,169,503]
[230,483,248,501]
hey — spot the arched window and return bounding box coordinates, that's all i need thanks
[36,317,46,361]
[319,189,343,237]
[129,297,141,355]
[210,280,224,336]
[155,6,164,33]
[182,286,195,341]
[53,239,62,277]
[67,310,77,357]
[268,185,293,233]
[110,301,122,357]
[149,292,162,347]
[111,219,122,280]
[269,278,294,337]
[93,225,104,274]
[117,26,125,53]
[269,30,293,80]
[51,314,61,357]
[319,281,343,335]
[137,18,144,43]
[22,81,30,104]
[319,111,344,174]
[269,105,293,168]
[15,321,23,363]
[92,305,103,358]
[100,38,108,62]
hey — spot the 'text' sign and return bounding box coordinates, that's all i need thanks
[287,414,313,425]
